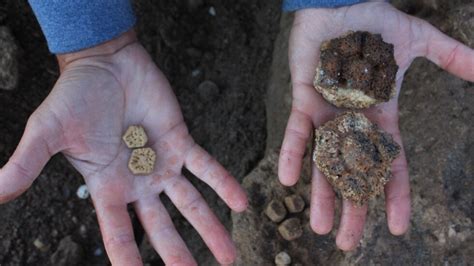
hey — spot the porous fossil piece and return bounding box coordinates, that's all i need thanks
[278,218,303,241]
[284,194,305,213]
[122,125,148,148]
[264,199,287,223]
[313,112,400,206]
[128,147,156,175]
[314,31,398,109]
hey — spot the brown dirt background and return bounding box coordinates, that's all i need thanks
[0,0,472,265]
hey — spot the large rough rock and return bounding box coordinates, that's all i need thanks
[232,150,340,265]
[0,26,18,90]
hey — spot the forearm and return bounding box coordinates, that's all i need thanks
[283,0,367,11]
[56,30,137,71]
[28,0,136,54]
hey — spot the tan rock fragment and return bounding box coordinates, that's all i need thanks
[128,147,156,175]
[278,218,303,241]
[122,125,148,148]
[264,199,287,223]
[284,194,305,213]
[313,111,400,206]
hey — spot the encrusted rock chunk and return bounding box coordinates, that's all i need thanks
[284,194,305,213]
[278,218,303,241]
[314,31,398,109]
[122,125,148,148]
[313,112,400,206]
[264,199,287,223]
[128,147,156,175]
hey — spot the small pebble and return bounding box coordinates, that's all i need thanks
[448,226,456,238]
[76,185,89,199]
[275,251,291,265]
[191,69,201,77]
[208,6,216,16]
[79,225,87,237]
[94,247,103,256]
[33,238,48,252]
[197,80,219,100]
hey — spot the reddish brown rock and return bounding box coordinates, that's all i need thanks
[314,31,399,109]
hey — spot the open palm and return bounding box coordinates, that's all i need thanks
[279,2,474,250]
[0,33,247,265]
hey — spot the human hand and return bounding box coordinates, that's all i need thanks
[279,2,474,250]
[0,30,248,265]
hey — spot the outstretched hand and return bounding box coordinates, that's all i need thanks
[0,31,248,265]
[279,2,474,250]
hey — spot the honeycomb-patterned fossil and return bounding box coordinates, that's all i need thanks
[314,31,399,109]
[122,125,148,148]
[128,147,156,175]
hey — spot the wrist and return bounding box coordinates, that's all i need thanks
[56,30,137,71]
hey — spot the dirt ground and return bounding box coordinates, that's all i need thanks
[0,0,472,265]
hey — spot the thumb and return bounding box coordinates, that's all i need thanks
[0,112,62,203]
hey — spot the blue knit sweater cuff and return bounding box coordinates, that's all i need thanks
[29,0,136,54]
[283,0,367,11]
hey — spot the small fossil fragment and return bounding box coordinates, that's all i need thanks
[264,199,287,223]
[313,112,400,206]
[284,194,305,213]
[128,147,156,175]
[76,184,89,199]
[314,31,398,109]
[278,218,303,241]
[275,251,292,265]
[122,125,148,148]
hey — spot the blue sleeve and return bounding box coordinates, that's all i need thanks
[283,0,367,11]
[28,0,136,54]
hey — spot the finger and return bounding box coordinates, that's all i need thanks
[94,202,142,266]
[134,196,196,266]
[164,176,236,265]
[310,163,335,234]
[0,114,60,203]
[385,149,411,235]
[336,200,368,251]
[377,121,410,235]
[417,18,474,82]
[184,144,248,212]
[278,108,313,186]
[366,109,411,236]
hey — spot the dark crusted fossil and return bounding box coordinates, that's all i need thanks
[313,112,400,206]
[314,31,399,109]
